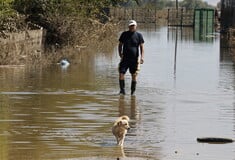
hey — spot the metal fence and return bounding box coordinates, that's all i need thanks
[110,7,157,23]
[167,8,194,27]
[194,8,214,39]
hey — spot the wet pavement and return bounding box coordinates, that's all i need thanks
[0,26,235,160]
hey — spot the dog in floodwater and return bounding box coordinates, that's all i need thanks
[112,115,130,146]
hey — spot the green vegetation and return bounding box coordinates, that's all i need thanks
[179,0,214,9]
[0,0,16,18]
[12,0,127,17]
[0,0,26,32]
[140,0,175,9]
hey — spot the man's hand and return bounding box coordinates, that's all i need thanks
[119,53,123,60]
[118,42,123,60]
[140,43,144,64]
[140,58,144,64]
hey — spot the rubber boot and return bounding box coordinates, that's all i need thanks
[131,81,137,95]
[119,80,125,95]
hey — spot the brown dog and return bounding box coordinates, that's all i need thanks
[112,115,130,146]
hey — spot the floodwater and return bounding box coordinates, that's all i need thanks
[0,26,235,160]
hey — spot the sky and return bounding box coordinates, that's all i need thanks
[178,0,219,6]
[204,0,220,6]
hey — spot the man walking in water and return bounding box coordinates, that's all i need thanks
[118,20,144,95]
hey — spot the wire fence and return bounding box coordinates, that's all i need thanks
[110,7,160,23]
[167,8,194,27]
[110,7,195,27]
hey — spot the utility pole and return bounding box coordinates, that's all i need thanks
[176,0,178,10]
[176,0,179,24]
[174,0,179,77]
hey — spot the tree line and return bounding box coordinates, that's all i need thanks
[0,0,215,15]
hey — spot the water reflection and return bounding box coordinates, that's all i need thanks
[168,27,194,42]
[118,96,140,120]
[167,27,219,43]
[128,25,234,159]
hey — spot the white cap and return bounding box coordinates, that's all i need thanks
[128,20,137,26]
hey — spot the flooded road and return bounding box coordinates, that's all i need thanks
[0,26,235,160]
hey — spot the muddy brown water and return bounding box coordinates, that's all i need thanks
[0,26,235,160]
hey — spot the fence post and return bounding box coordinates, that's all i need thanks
[206,9,208,34]
[114,7,116,19]
[180,8,183,27]
[155,8,157,23]
[132,8,134,20]
[167,9,170,26]
[193,9,195,28]
[124,8,126,21]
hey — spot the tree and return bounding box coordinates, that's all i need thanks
[0,0,15,16]
[179,0,213,9]
[123,0,176,8]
